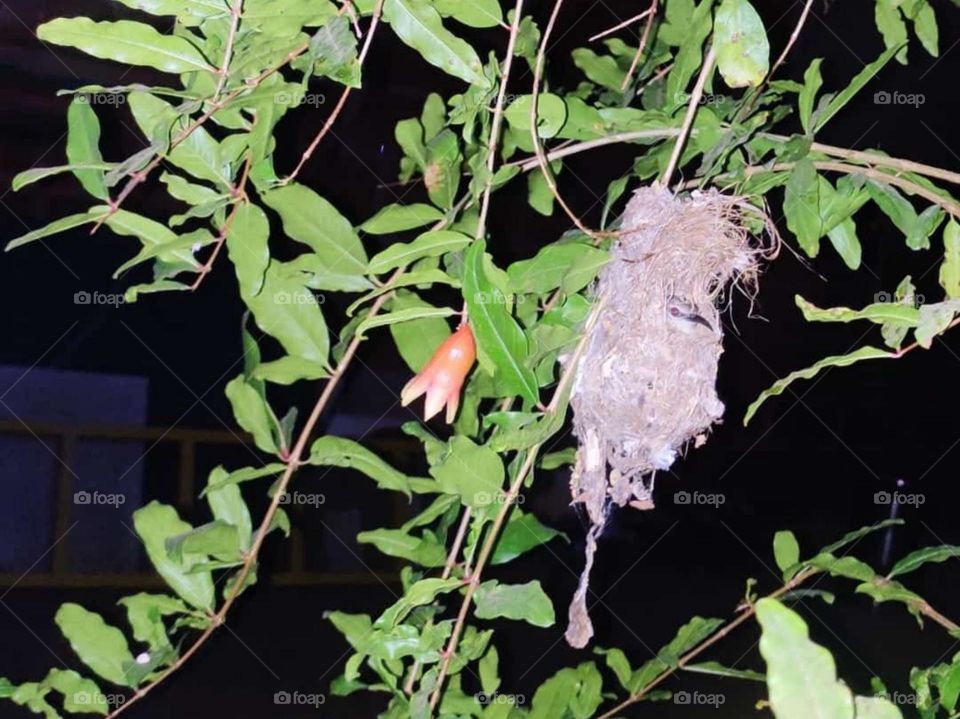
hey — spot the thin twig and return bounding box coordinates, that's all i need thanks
[92,41,312,234]
[427,300,604,712]
[283,0,386,184]
[105,198,470,718]
[475,0,526,240]
[736,0,815,121]
[213,0,244,99]
[189,155,252,291]
[620,0,659,91]
[661,44,715,186]
[596,568,818,719]
[511,128,960,189]
[403,507,473,696]
[530,0,611,241]
[588,7,654,42]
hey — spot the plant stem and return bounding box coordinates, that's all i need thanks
[595,567,819,719]
[103,195,473,718]
[529,0,612,240]
[620,0,659,92]
[213,0,244,99]
[92,41,312,234]
[661,45,715,187]
[283,0,386,184]
[427,299,604,712]
[475,0,525,241]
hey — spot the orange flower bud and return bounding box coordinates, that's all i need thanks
[401,322,476,423]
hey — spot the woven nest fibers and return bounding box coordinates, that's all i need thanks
[564,185,773,648]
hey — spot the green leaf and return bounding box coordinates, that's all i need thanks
[940,219,960,299]
[744,346,895,425]
[282,253,373,293]
[915,300,960,348]
[225,202,270,299]
[491,510,565,565]
[225,375,278,455]
[819,519,903,555]
[796,295,920,326]
[474,580,555,628]
[54,604,136,687]
[206,471,253,551]
[463,240,538,405]
[572,48,624,92]
[888,545,960,579]
[507,243,608,296]
[816,44,902,131]
[133,501,215,610]
[356,304,456,336]
[11,163,114,192]
[424,129,461,210]
[166,520,241,563]
[383,0,488,86]
[118,593,189,651]
[309,436,413,497]
[375,577,461,629]
[368,230,471,274]
[805,553,877,582]
[43,668,109,715]
[252,356,330,385]
[203,463,285,492]
[245,261,329,366]
[774,531,800,576]
[433,0,502,28]
[714,0,770,88]
[875,0,909,63]
[503,94,568,139]
[66,98,107,199]
[356,528,447,567]
[262,183,367,274]
[37,18,212,74]
[683,661,765,681]
[112,0,225,26]
[756,598,855,719]
[783,160,822,257]
[389,291,451,371]
[430,435,504,510]
[361,203,445,234]
[798,59,823,135]
[6,209,107,250]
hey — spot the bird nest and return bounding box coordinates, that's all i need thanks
[564,185,774,648]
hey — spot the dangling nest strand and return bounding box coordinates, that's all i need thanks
[565,185,773,648]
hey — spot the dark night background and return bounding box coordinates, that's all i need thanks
[1,0,960,716]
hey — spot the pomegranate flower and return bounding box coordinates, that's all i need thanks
[401,322,476,423]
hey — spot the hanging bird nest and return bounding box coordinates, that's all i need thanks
[564,185,775,648]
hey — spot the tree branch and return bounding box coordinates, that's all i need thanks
[661,44,715,186]
[620,0,659,91]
